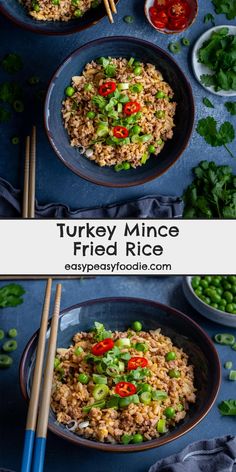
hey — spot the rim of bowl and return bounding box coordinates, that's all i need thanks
[185,276,236,318]
[19,296,221,452]
[0,1,119,36]
[44,35,195,188]
[144,0,199,35]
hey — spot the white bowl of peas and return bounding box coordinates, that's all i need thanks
[183,276,236,327]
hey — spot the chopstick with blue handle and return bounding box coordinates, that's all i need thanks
[32,284,62,472]
[21,278,52,472]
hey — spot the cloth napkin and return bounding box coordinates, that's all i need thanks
[149,436,236,472]
[0,177,183,218]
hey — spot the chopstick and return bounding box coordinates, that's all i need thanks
[21,279,52,472]
[31,283,62,472]
[22,126,36,218]
[103,0,117,23]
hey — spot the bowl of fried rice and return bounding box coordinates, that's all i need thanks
[45,36,194,187]
[0,0,118,35]
[20,297,220,452]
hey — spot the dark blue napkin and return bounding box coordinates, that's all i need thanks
[0,177,183,218]
[149,436,236,472]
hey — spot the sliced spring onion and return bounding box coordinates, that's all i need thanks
[96,123,109,137]
[225,361,233,369]
[117,103,123,113]
[152,390,168,401]
[92,374,107,384]
[140,392,151,405]
[168,42,181,54]
[74,346,84,356]
[229,370,236,381]
[214,334,235,346]
[118,83,129,91]
[141,153,149,164]
[115,337,131,348]
[128,57,135,68]
[130,83,143,93]
[82,400,106,413]
[157,418,167,434]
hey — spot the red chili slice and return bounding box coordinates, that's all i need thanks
[127,357,148,370]
[168,16,188,29]
[98,82,116,97]
[92,338,114,356]
[115,381,137,397]
[154,0,170,10]
[113,126,129,138]
[167,0,190,19]
[152,18,167,28]
[149,6,159,19]
[123,101,141,116]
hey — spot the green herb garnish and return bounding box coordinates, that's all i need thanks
[196,116,235,158]
[0,284,25,308]
[202,97,214,108]
[1,53,23,74]
[212,0,236,20]
[218,399,236,415]
[204,13,215,25]
[225,102,236,116]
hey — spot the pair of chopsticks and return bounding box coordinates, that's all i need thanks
[21,279,62,472]
[23,126,36,218]
[103,0,117,23]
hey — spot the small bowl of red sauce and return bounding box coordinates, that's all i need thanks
[145,0,198,34]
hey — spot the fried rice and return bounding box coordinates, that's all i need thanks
[51,322,196,444]
[61,57,176,170]
[20,0,100,22]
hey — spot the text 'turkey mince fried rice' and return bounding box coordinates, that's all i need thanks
[62,57,177,171]
[51,321,196,445]
[20,0,101,22]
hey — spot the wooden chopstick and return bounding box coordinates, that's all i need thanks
[28,126,36,218]
[22,127,36,219]
[103,0,114,23]
[109,0,117,13]
[32,284,62,472]
[21,279,52,472]
[22,136,30,218]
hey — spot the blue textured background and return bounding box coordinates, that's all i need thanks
[0,0,236,210]
[0,276,236,472]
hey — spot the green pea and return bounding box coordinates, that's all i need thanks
[0,354,13,369]
[165,351,176,361]
[132,433,143,444]
[2,340,17,352]
[121,434,133,444]
[87,111,96,119]
[52,0,60,4]
[164,407,175,418]
[134,66,142,76]
[204,276,212,283]
[211,303,219,309]
[192,276,201,289]
[33,3,40,11]
[131,321,142,332]
[226,304,234,313]
[228,276,236,285]
[156,91,166,99]
[65,86,75,97]
[148,144,156,153]
[195,288,202,297]
[224,291,233,303]
[71,0,79,4]
[211,277,222,287]
[177,403,184,411]
[135,342,148,352]
[78,373,89,384]
[54,357,60,369]
[8,329,17,338]
[200,279,208,289]
[131,125,141,135]
[168,369,180,378]
[93,384,109,401]
[157,139,163,145]
[220,298,227,307]
[140,392,152,405]
[74,8,83,16]
[218,303,226,312]
[0,329,5,340]
[223,282,232,291]
[230,285,236,295]
[216,287,223,296]
[123,162,131,170]
[137,383,152,393]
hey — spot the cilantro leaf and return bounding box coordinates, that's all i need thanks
[204,13,215,25]
[225,101,236,115]
[183,160,236,218]
[0,284,25,308]
[202,97,214,108]
[212,0,236,20]
[218,399,236,415]
[1,53,23,74]
[196,117,235,157]
[0,106,11,123]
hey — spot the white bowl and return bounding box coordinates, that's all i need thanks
[192,25,236,97]
[144,0,198,35]
[183,276,236,328]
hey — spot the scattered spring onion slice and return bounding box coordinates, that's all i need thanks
[0,354,13,369]
[229,370,236,381]
[225,361,233,369]
[168,42,181,54]
[214,334,235,346]
[11,136,19,145]
[182,38,190,46]
[117,83,129,91]
[157,418,167,434]
[123,15,134,24]
[0,329,5,340]
[232,344,236,351]
[8,328,17,338]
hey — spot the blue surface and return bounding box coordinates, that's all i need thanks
[0,0,236,210]
[0,276,235,472]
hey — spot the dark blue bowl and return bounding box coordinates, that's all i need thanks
[0,0,118,35]
[20,297,220,452]
[45,36,195,187]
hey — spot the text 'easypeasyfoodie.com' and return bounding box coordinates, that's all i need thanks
[56,222,180,257]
